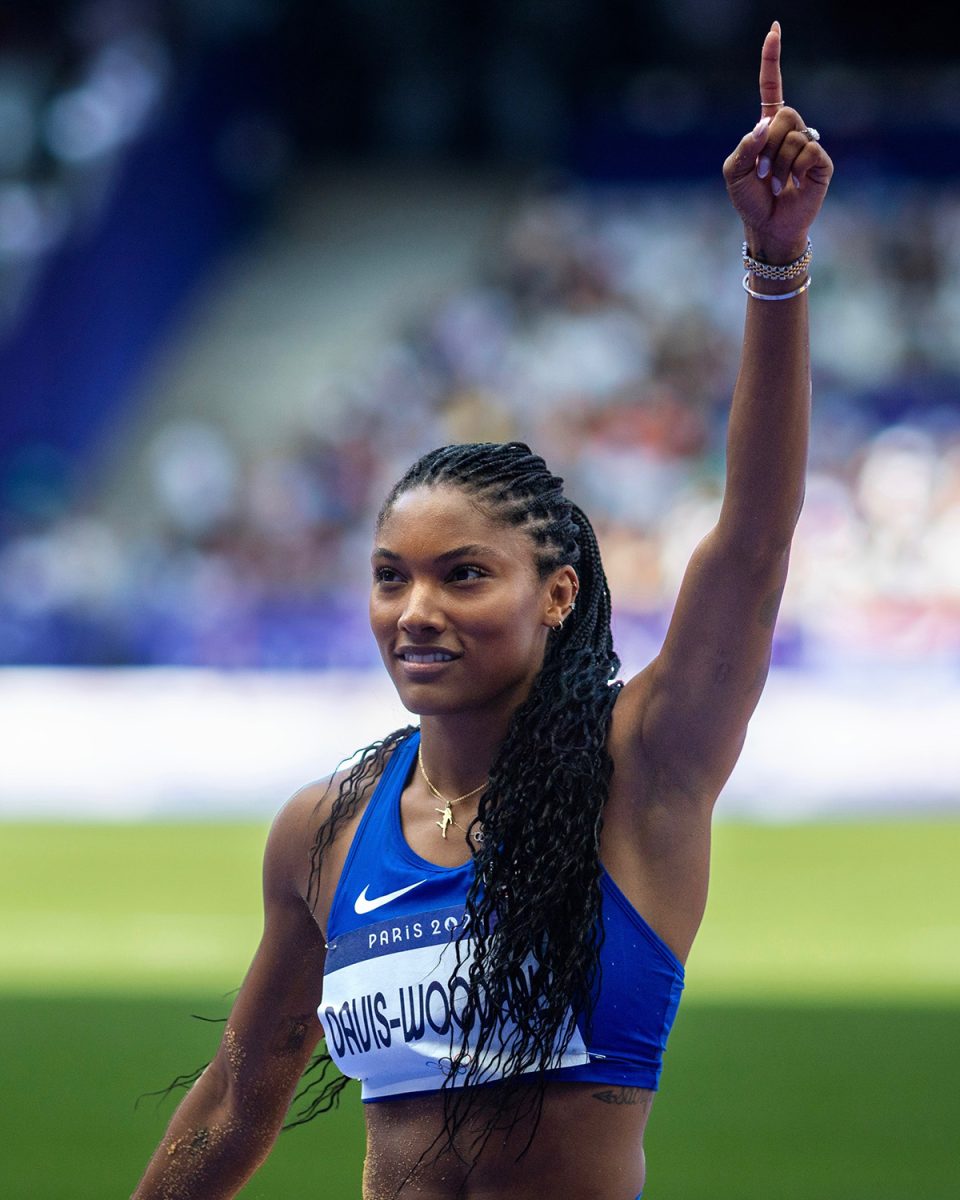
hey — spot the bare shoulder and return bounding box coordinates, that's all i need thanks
[263,777,334,900]
[270,741,402,932]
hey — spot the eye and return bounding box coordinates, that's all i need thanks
[448,564,487,583]
[373,565,404,584]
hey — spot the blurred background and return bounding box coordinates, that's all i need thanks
[0,1,958,1197]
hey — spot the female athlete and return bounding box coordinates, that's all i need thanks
[133,22,833,1200]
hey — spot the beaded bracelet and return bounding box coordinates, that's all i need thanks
[742,237,812,281]
[742,273,812,301]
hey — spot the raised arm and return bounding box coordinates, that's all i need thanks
[618,23,833,805]
[131,790,327,1200]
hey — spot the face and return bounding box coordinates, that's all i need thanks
[370,485,576,720]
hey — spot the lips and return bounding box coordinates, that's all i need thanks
[393,643,460,672]
[395,646,461,664]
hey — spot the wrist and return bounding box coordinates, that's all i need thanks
[743,272,810,299]
[741,235,812,301]
[742,229,809,266]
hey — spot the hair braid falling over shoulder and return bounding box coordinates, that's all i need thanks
[295,443,622,1182]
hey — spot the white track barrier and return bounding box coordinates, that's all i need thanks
[1,667,957,820]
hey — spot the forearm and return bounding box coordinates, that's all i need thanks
[719,229,811,553]
[131,1063,283,1200]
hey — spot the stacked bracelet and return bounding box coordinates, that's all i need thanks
[741,236,812,300]
[742,237,812,280]
[742,273,812,301]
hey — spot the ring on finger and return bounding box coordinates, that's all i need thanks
[761,100,784,110]
[801,126,821,142]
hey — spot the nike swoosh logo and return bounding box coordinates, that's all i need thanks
[354,879,427,915]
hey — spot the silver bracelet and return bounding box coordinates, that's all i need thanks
[742,237,812,280]
[742,273,812,301]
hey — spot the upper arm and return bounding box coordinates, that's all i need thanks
[619,524,790,806]
[206,789,328,1124]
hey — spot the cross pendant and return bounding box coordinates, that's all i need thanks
[436,803,454,838]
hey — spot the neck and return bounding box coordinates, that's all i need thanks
[417,711,511,796]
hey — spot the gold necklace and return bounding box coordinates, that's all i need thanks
[417,744,486,839]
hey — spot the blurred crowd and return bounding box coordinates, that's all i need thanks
[0,2,176,336]
[2,182,959,669]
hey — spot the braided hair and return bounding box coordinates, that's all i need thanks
[297,442,622,1175]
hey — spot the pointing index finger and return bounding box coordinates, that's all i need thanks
[759,20,783,116]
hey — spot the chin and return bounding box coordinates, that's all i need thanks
[392,687,463,718]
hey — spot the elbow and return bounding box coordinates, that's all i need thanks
[195,1053,231,1107]
[715,520,797,569]
[720,485,804,562]
[201,1049,264,1132]
[210,1042,297,1142]
[720,472,805,555]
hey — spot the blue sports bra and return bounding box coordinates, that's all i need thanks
[320,731,684,1102]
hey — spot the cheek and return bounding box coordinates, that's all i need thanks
[369,593,395,639]
[481,601,547,658]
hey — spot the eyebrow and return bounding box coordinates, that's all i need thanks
[372,543,502,564]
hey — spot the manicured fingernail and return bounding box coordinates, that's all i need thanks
[771,176,782,196]
[792,173,801,190]
[757,156,770,178]
[753,117,771,137]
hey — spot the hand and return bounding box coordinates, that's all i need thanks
[723,22,834,263]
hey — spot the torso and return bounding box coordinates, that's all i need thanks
[300,676,711,1199]
[363,1082,652,1200]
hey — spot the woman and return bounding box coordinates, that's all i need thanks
[133,22,832,1200]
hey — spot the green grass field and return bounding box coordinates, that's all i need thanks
[2,820,958,1199]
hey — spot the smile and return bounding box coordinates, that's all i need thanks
[399,651,458,663]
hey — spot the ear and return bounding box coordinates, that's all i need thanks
[543,565,579,629]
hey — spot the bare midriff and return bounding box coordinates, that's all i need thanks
[362,1080,653,1199]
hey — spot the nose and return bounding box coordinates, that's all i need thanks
[398,581,446,633]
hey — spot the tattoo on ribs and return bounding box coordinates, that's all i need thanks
[591,1087,648,1107]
